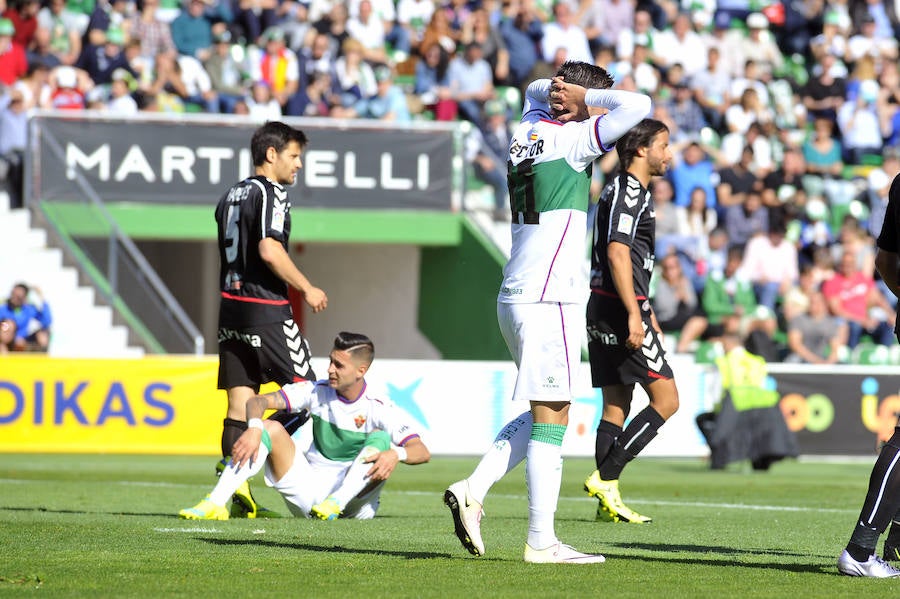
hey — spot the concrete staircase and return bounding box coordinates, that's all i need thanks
[0,194,143,357]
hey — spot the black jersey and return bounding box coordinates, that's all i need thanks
[877,174,900,254]
[215,175,293,328]
[590,171,656,300]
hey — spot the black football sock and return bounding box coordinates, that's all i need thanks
[599,406,665,481]
[884,518,900,554]
[846,428,900,559]
[594,420,623,472]
[847,526,880,562]
[221,417,247,458]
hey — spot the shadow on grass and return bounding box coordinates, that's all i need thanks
[0,505,176,517]
[594,541,837,575]
[598,550,836,575]
[200,538,836,573]
[201,537,454,560]
[605,541,823,559]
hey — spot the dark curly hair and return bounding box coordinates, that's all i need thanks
[615,119,668,170]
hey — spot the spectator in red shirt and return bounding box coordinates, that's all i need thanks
[822,249,895,348]
[49,65,86,110]
[0,18,27,85]
[3,0,39,50]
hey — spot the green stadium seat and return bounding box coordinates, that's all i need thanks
[860,154,884,167]
[830,202,852,232]
[851,342,891,365]
[394,74,416,93]
[695,341,721,364]
[497,86,522,119]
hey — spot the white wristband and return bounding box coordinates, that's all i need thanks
[247,418,264,431]
[394,446,408,463]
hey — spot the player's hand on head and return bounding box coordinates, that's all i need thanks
[550,77,588,122]
[304,287,328,313]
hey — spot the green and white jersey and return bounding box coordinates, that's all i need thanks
[279,380,421,464]
[499,112,609,305]
[499,82,652,304]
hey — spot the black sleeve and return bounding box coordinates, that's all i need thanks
[607,177,643,247]
[876,175,900,254]
[877,175,900,252]
[256,182,288,243]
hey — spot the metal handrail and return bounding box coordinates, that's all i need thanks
[30,121,205,355]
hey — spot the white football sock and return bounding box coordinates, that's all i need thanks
[526,438,563,549]
[330,446,381,508]
[467,411,532,504]
[209,443,270,506]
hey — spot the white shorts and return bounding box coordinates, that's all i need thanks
[265,437,385,520]
[497,301,583,403]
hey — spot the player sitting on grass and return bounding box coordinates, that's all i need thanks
[179,332,430,521]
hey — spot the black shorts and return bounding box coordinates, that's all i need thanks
[217,318,316,391]
[586,292,673,388]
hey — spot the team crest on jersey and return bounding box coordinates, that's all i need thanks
[354,414,367,429]
[271,207,285,233]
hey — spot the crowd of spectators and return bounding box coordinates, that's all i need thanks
[2,0,900,361]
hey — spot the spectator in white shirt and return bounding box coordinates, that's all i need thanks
[539,1,592,64]
[653,12,707,77]
[106,67,138,114]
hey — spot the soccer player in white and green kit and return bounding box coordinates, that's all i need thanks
[179,332,431,521]
[444,61,652,563]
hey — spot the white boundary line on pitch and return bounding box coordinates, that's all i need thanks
[1,480,858,514]
[400,490,858,513]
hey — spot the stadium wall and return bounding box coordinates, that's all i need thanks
[128,240,443,360]
[45,204,509,360]
[1,354,894,458]
[418,217,510,360]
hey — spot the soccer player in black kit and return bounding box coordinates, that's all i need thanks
[837,171,900,577]
[212,121,328,518]
[583,119,679,524]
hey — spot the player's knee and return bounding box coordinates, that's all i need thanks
[648,381,679,419]
[364,430,391,453]
[358,445,381,461]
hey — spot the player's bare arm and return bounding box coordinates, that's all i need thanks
[364,437,431,481]
[608,242,643,350]
[230,391,288,468]
[259,237,328,312]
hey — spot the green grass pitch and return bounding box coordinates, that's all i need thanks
[2,454,899,598]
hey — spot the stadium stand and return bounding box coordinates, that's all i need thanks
[4,0,900,362]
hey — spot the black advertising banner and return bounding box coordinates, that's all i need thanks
[34,115,456,210]
[769,369,900,455]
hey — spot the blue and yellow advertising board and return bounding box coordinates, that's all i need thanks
[2,354,898,456]
[0,355,260,454]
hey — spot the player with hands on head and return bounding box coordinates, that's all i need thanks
[443,61,652,564]
[180,332,430,521]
